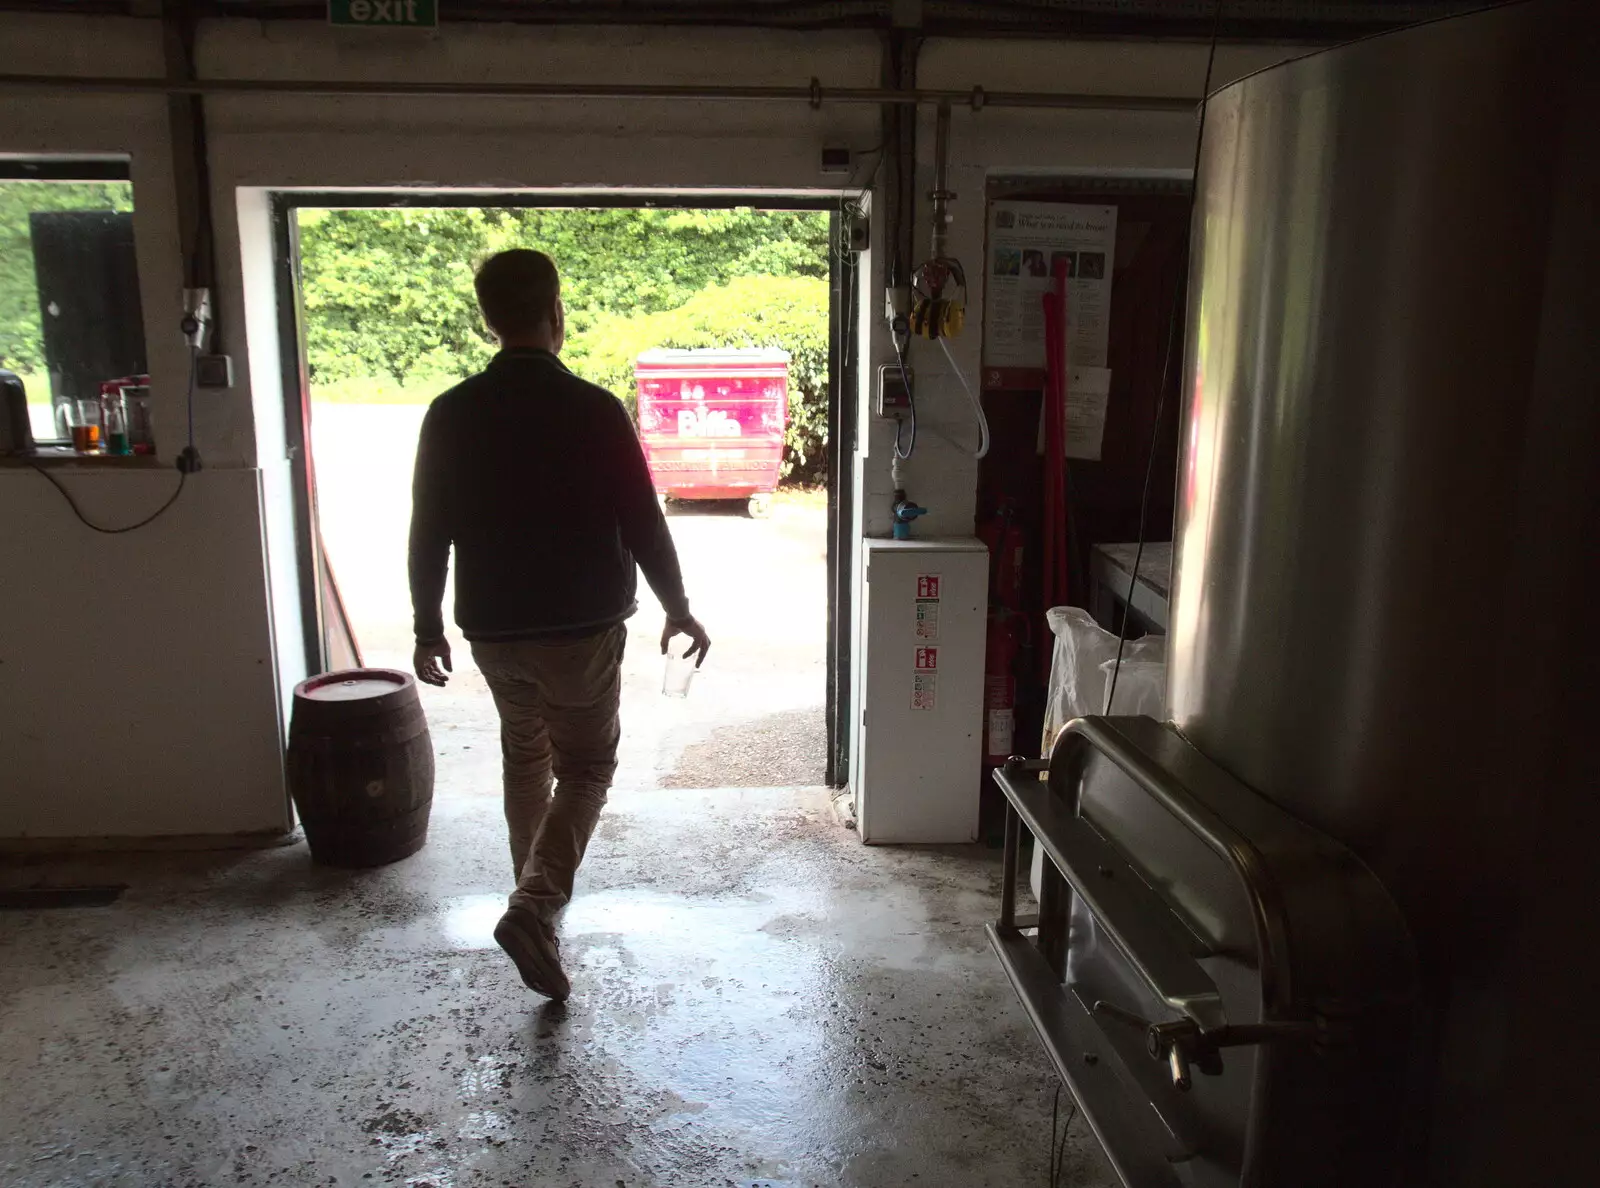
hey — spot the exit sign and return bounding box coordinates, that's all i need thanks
[329,0,437,27]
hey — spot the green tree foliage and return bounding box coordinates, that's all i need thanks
[0,181,133,378]
[574,275,830,485]
[294,205,832,480]
[297,206,829,378]
[297,207,501,384]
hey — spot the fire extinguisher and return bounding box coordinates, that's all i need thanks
[984,608,1023,765]
[978,502,1026,606]
[980,501,1028,765]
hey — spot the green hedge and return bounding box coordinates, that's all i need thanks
[294,206,832,484]
[296,206,829,385]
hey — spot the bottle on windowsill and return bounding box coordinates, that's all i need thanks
[101,383,132,457]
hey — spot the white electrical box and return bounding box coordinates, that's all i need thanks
[855,537,988,843]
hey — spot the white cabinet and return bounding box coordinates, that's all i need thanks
[855,538,988,843]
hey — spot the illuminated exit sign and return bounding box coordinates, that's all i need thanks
[329,0,437,27]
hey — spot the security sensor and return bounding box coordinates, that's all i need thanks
[181,288,212,351]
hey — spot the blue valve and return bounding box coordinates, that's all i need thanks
[892,492,927,540]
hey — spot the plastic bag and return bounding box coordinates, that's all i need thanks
[1041,606,1166,751]
[1031,607,1167,899]
[1099,655,1167,718]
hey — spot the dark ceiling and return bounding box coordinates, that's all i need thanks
[0,0,1498,41]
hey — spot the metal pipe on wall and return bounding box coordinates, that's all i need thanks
[929,98,953,259]
[0,71,1196,112]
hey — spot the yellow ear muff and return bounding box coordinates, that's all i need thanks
[909,297,965,340]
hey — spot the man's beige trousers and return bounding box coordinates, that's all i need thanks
[471,625,625,922]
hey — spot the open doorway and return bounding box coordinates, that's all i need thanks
[272,193,858,795]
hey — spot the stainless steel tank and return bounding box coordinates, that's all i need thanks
[1169,0,1599,1181]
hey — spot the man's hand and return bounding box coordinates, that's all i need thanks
[414,638,453,687]
[661,615,711,668]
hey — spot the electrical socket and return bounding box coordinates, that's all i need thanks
[820,146,852,174]
[845,211,869,253]
[884,284,909,331]
[195,354,234,389]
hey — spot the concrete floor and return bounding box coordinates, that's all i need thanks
[0,405,1120,1185]
[1,785,1115,1187]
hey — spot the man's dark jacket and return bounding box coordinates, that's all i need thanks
[408,348,689,644]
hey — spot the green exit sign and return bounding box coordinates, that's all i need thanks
[329,0,437,27]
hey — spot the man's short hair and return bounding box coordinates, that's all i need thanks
[474,249,560,339]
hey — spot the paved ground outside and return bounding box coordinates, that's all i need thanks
[311,403,830,798]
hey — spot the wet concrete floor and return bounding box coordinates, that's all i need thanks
[0,787,1115,1187]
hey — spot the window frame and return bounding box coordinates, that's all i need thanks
[0,156,139,448]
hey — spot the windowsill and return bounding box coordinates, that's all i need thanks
[1,447,167,469]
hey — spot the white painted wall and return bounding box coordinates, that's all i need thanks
[237,186,308,735]
[0,469,289,838]
[0,10,1304,839]
[0,15,292,840]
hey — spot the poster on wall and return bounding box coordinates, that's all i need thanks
[1035,365,1114,462]
[1062,366,1113,461]
[983,201,1117,379]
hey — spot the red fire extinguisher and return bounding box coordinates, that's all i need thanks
[978,503,1026,607]
[979,501,1028,765]
[984,609,1023,765]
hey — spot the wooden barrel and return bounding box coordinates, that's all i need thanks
[287,668,435,867]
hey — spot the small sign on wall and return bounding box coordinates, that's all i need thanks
[911,646,939,711]
[329,0,438,27]
[915,572,942,641]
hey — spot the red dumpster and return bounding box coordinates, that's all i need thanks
[634,348,789,518]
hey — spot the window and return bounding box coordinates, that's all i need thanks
[0,160,142,444]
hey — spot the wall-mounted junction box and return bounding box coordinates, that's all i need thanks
[875,363,912,419]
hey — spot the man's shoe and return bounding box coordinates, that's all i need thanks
[493,909,571,1000]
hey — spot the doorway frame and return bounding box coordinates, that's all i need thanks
[269,188,861,787]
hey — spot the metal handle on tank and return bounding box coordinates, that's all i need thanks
[1037,717,1296,1019]
[993,745,1229,1034]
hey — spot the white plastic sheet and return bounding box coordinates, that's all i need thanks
[1032,607,1168,898]
[1041,606,1166,752]
[1099,654,1167,718]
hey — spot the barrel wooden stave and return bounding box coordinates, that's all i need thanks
[287,669,435,868]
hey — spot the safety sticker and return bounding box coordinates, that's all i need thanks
[916,573,943,641]
[912,671,939,712]
[987,708,1016,756]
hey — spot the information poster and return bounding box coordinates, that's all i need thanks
[984,202,1118,372]
[1064,366,1113,461]
[1036,365,1113,462]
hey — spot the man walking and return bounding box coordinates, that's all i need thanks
[408,249,709,1000]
